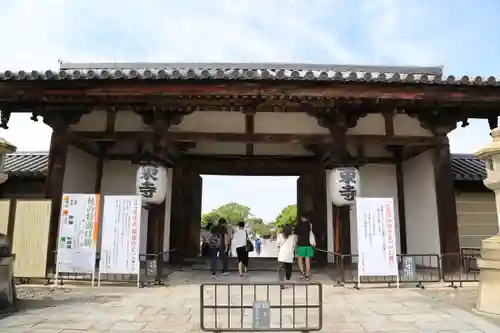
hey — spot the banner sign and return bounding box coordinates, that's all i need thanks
[99,195,142,276]
[56,194,99,274]
[356,197,398,278]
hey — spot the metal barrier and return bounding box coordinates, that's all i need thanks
[330,253,441,288]
[460,247,481,272]
[441,252,480,288]
[200,282,322,332]
[16,248,179,286]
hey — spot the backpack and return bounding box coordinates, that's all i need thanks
[208,234,220,249]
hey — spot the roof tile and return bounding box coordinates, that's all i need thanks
[0,63,498,86]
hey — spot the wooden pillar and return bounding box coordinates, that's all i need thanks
[169,164,187,264]
[395,153,408,254]
[297,168,328,263]
[433,139,460,256]
[44,129,69,267]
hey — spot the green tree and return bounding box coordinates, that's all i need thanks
[252,223,271,238]
[274,204,297,229]
[201,202,252,227]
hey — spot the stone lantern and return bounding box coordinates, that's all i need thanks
[0,138,16,185]
[474,127,500,316]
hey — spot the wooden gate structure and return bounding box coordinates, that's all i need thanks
[1,62,500,266]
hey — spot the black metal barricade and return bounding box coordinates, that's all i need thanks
[441,252,480,288]
[200,282,322,332]
[16,248,179,286]
[330,253,441,288]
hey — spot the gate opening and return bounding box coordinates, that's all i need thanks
[199,175,298,259]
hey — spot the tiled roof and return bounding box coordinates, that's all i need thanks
[0,151,487,182]
[4,152,48,177]
[451,154,486,181]
[0,62,498,86]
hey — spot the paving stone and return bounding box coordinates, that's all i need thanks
[110,321,147,331]
[7,270,500,333]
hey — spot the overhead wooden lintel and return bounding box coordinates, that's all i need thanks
[66,130,441,146]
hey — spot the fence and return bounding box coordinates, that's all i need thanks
[200,282,322,332]
[441,248,481,288]
[16,248,179,287]
[326,249,481,288]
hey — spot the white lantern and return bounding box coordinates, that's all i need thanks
[136,165,167,205]
[328,167,360,207]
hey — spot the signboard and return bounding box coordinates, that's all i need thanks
[252,301,271,329]
[99,195,142,281]
[401,256,416,280]
[356,197,399,283]
[56,194,99,277]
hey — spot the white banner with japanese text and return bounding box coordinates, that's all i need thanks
[100,195,142,275]
[56,194,100,274]
[356,197,398,277]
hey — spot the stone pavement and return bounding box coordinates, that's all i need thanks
[1,270,500,332]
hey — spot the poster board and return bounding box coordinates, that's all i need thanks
[356,197,399,287]
[99,195,142,287]
[56,194,99,285]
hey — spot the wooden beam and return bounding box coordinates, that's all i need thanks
[383,111,395,137]
[105,107,117,133]
[245,114,254,155]
[28,80,500,104]
[67,131,440,146]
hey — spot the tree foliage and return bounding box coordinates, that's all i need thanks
[201,202,252,228]
[252,223,271,238]
[274,204,297,229]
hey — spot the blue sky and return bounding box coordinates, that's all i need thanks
[1,0,500,221]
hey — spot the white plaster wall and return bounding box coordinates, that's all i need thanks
[254,113,387,135]
[254,113,328,134]
[62,146,97,193]
[69,111,107,132]
[253,143,312,156]
[346,114,385,135]
[403,151,441,259]
[189,142,246,155]
[394,113,433,136]
[115,111,151,131]
[171,111,246,133]
[99,161,174,259]
[349,164,401,255]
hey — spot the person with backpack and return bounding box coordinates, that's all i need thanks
[208,218,230,279]
[277,224,295,289]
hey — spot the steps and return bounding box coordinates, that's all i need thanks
[185,257,326,272]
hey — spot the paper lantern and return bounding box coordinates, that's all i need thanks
[136,165,167,205]
[328,167,360,206]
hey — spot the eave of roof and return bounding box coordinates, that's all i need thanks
[4,152,48,177]
[1,150,487,182]
[0,62,497,86]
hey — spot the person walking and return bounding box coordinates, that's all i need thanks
[208,225,221,279]
[254,237,262,256]
[232,221,249,277]
[294,214,316,281]
[277,224,295,289]
[217,218,230,275]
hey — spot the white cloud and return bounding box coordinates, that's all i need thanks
[0,0,497,151]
